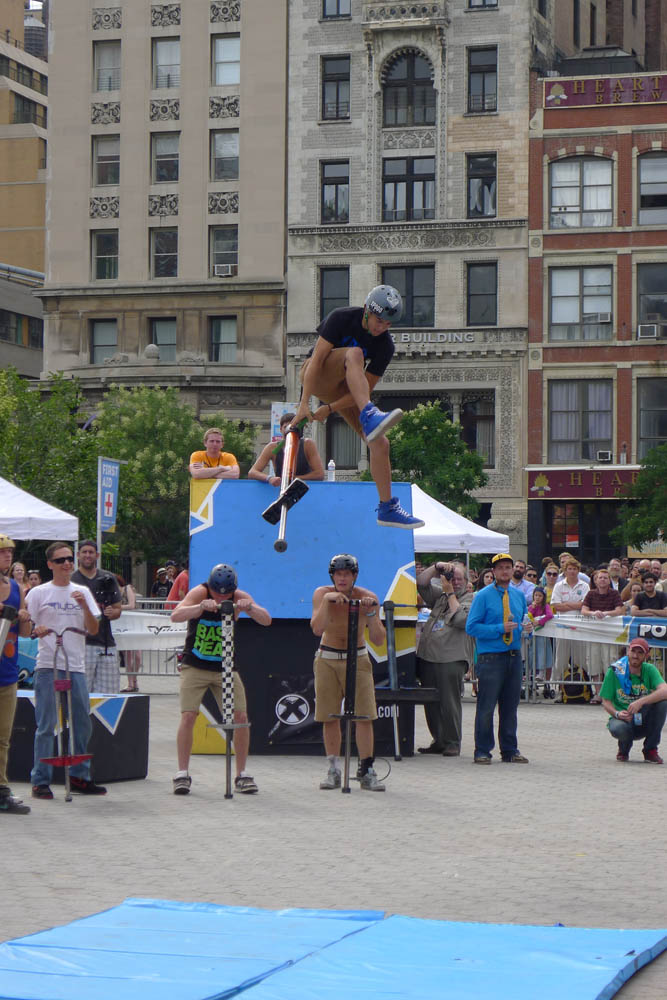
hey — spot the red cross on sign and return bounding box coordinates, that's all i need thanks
[104,491,114,516]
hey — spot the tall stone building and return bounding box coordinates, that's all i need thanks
[39,0,287,427]
[286,0,543,550]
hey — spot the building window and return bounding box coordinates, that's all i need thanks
[212,35,240,86]
[321,161,349,224]
[550,158,612,228]
[383,51,435,127]
[323,0,351,15]
[548,379,613,463]
[467,154,496,218]
[320,267,349,321]
[573,0,580,47]
[460,393,496,467]
[468,48,497,113]
[209,316,237,363]
[383,157,435,222]
[28,316,43,350]
[549,266,612,341]
[537,0,548,16]
[322,56,350,120]
[90,319,117,364]
[92,136,119,186]
[382,265,435,327]
[0,310,20,344]
[92,230,118,280]
[326,414,362,469]
[468,0,497,7]
[210,130,239,180]
[153,38,180,89]
[638,154,667,225]
[151,133,179,183]
[589,3,597,45]
[638,379,667,459]
[467,263,497,325]
[13,94,46,128]
[637,263,667,326]
[210,226,238,275]
[93,40,121,91]
[150,318,176,363]
[151,228,178,278]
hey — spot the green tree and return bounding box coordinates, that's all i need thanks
[0,368,98,534]
[386,401,488,519]
[94,385,256,563]
[610,443,667,550]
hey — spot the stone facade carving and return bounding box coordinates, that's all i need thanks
[363,3,446,23]
[149,99,180,121]
[208,192,239,215]
[150,4,181,26]
[209,96,240,119]
[90,196,119,219]
[210,1,241,22]
[201,392,264,407]
[316,227,496,253]
[178,352,206,365]
[383,129,435,149]
[91,102,121,124]
[148,194,179,217]
[92,8,122,30]
[104,353,129,365]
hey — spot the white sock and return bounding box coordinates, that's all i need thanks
[175,770,188,778]
[327,755,339,771]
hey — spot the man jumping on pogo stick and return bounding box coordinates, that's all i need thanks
[292,286,424,529]
[311,554,386,791]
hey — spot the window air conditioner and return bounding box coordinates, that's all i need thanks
[214,264,233,277]
[637,324,658,339]
[584,312,611,324]
[596,450,612,463]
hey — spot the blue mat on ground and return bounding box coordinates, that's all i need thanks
[0,898,665,1000]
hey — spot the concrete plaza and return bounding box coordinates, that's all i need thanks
[4,682,666,999]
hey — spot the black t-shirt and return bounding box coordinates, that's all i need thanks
[316,306,394,377]
[71,569,121,647]
[634,591,667,612]
[151,579,172,600]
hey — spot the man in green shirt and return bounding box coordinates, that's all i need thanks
[599,637,667,763]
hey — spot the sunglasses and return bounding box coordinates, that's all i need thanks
[51,556,74,564]
[546,571,558,576]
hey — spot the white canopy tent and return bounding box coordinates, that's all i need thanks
[0,477,79,540]
[411,484,510,555]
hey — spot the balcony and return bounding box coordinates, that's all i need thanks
[361,2,449,29]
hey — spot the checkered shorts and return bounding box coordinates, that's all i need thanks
[84,645,120,694]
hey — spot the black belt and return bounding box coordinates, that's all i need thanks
[478,649,521,659]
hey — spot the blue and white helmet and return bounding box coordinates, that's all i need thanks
[207,563,237,594]
[365,285,403,323]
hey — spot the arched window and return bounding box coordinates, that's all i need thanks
[383,52,435,128]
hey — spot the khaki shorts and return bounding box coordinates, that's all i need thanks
[314,652,377,722]
[179,664,247,715]
[300,349,363,436]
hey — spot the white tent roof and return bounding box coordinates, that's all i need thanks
[0,477,79,540]
[411,484,510,554]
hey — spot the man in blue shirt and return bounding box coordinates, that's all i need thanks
[466,553,532,764]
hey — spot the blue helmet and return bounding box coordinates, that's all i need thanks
[207,563,237,594]
[365,285,403,323]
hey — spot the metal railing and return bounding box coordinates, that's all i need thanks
[120,597,183,678]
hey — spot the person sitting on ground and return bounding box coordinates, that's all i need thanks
[630,574,667,618]
[581,568,625,705]
[599,637,667,764]
[291,285,424,529]
[189,427,240,480]
[248,412,324,486]
[170,563,271,796]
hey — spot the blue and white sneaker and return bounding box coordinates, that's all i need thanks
[377,497,425,529]
[359,403,403,442]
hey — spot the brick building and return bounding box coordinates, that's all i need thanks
[527,67,667,566]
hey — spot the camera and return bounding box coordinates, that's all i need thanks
[437,563,454,582]
[97,573,118,608]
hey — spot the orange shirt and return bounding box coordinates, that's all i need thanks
[189,450,238,468]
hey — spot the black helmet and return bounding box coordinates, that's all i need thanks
[364,284,403,322]
[207,563,237,594]
[328,553,359,581]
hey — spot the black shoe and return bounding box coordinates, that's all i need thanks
[70,777,107,795]
[418,744,445,754]
[0,790,30,814]
[31,784,54,800]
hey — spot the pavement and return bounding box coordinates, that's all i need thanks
[4,679,667,999]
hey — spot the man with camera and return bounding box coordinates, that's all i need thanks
[71,540,122,694]
[416,560,473,757]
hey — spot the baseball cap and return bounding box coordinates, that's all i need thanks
[0,534,15,550]
[491,553,513,566]
[628,637,650,654]
[157,566,167,574]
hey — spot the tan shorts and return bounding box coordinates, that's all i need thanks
[179,665,247,715]
[300,349,363,437]
[314,652,377,722]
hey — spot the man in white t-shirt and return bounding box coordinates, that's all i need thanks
[550,557,590,695]
[25,542,107,800]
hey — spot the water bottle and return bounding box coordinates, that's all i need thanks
[522,613,532,637]
[327,459,336,482]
